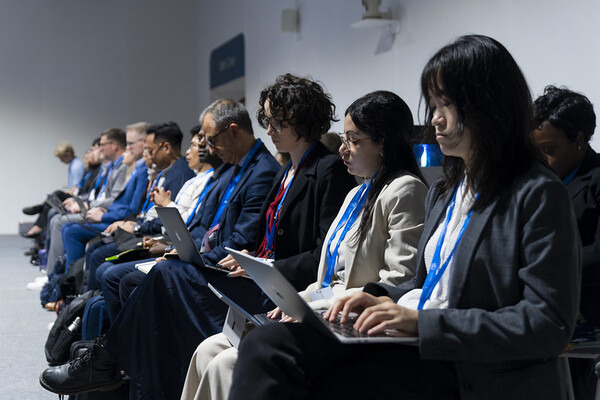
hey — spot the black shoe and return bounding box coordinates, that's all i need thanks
[39,339,123,395]
[22,204,43,215]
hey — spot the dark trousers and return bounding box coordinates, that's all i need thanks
[103,259,272,400]
[230,322,459,400]
[85,241,120,290]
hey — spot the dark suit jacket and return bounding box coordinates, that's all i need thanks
[366,163,581,400]
[194,141,281,265]
[255,142,355,291]
[567,148,600,325]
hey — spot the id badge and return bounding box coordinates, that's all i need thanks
[309,286,334,302]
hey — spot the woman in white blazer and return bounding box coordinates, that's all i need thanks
[179,90,429,400]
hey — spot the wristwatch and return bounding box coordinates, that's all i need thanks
[133,224,142,234]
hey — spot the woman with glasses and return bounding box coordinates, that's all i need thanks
[228,35,581,400]
[181,90,428,400]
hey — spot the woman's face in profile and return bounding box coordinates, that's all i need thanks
[532,121,584,180]
[263,100,301,154]
[339,114,383,179]
[429,90,472,165]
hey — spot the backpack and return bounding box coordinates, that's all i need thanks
[44,290,99,366]
[40,256,66,307]
[81,295,110,340]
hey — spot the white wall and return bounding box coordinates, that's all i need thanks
[1,0,199,234]
[195,0,600,156]
[3,0,599,234]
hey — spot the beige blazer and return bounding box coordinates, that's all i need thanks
[299,171,427,309]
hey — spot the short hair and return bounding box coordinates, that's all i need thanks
[199,99,253,134]
[101,128,126,149]
[190,124,202,137]
[420,34,537,210]
[533,85,596,143]
[91,137,101,147]
[147,122,184,152]
[54,141,74,157]
[126,121,149,137]
[257,73,337,142]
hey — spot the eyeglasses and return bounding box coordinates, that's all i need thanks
[99,140,114,147]
[144,142,164,156]
[260,117,286,133]
[339,134,371,148]
[126,138,144,146]
[206,124,231,149]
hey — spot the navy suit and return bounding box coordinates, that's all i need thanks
[102,140,280,400]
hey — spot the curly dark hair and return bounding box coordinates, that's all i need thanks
[533,85,596,143]
[421,34,540,210]
[257,73,337,143]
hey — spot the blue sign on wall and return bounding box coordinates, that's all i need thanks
[210,33,245,89]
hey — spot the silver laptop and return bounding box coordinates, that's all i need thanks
[156,207,236,276]
[225,247,419,345]
[208,282,278,348]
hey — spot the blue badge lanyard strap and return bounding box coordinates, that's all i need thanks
[562,164,581,186]
[141,170,163,214]
[321,178,374,288]
[417,185,479,310]
[98,155,123,195]
[185,171,215,226]
[265,145,315,254]
[209,139,262,230]
[93,163,111,193]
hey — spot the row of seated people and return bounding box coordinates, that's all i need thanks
[37,34,599,400]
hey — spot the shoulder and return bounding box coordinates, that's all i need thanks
[379,171,429,204]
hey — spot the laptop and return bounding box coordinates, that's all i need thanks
[226,247,419,344]
[156,207,245,277]
[208,283,278,347]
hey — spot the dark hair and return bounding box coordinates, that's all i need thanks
[199,99,253,134]
[100,128,126,149]
[257,73,337,143]
[91,137,101,147]
[147,122,183,152]
[346,90,426,244]
[190,124,202,137]
[533,85,596,143]
[421,34,538,210]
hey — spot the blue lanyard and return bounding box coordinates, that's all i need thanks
[209,140,262,229]
[185,170,215,226]
[93,163,110,192]
[322,178,375,288]
[141,170,163,213]
[417,183,478,310]
[78,171,92,189]
[562,164,581,185]
[265,145,315,255]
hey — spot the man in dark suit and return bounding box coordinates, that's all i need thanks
[40,99,281,399]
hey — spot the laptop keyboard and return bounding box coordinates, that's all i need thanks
[253,313,280,325]
[324,317,373,338]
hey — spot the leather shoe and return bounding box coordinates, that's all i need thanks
[23,204,43,215]
[39,338,123,395]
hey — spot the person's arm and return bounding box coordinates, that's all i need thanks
[90,163,127,209]
[418,177,580,363]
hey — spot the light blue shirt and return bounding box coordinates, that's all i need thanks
[68,157,85,189]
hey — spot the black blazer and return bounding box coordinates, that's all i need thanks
[255,142,356,291]
[567,147,600,324]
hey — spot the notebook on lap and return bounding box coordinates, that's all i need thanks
[225,247,419,345]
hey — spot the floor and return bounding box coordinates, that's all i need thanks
[0,235,58,400]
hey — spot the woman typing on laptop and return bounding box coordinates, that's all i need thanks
[228,35,581,400]
[181,90,429,400]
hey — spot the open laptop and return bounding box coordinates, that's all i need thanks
[226,247,419,345]
[208,282,278,347]
[156,207,245,277]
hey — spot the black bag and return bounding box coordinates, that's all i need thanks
[40,256,67,307]
[59,257,85,297]
[113,227,143,252]
[44,290,99,366]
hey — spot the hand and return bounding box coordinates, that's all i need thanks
[266,307,295,322]
[119,220,138,234]
[218,250,250,277]
[353,301,419,337]
[63,198,75,207]
[142,236,166,248]
[323,292,390,324]
[86,207,106,222]
[151,187,172,207]
[155,249,177,263]
[67,202,81,213]
[149,242,168,256]
[104,221,121,234]
[227,266,248,278]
